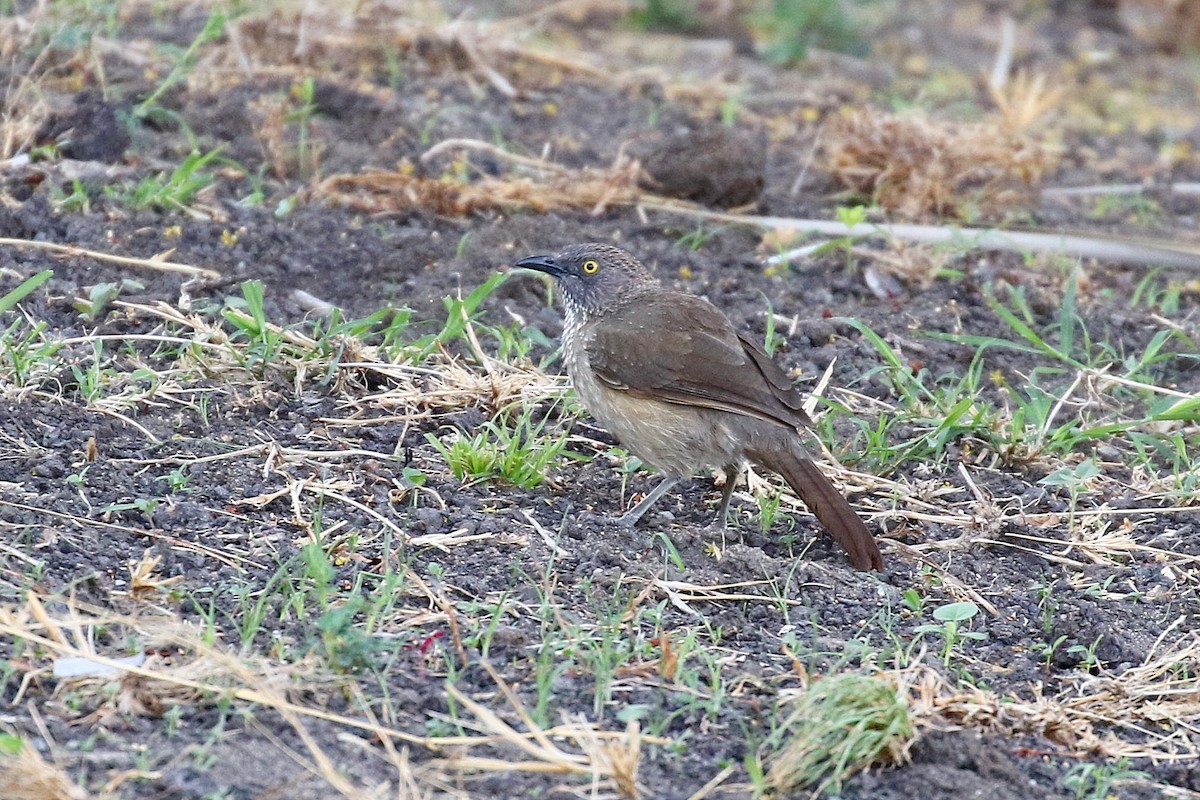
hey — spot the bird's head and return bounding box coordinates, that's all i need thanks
[515,243,658,318]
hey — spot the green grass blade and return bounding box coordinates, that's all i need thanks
[0,270,53,315]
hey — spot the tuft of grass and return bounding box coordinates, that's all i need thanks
[222,279,286,376]
[427,402,574,489]
[0,731,87,800]
[108,148,223,211]
[754,485,794,534]
[0,317,62,391]
[821,107,1059,220]
[763,672,913,796]
[1060,757,1150,799]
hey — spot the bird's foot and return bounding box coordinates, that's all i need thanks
[617,476,680,527]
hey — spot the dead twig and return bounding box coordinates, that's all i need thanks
[0,238,221,278]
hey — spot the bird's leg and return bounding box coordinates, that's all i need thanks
[716,464,742,527]
[618,476,680,526]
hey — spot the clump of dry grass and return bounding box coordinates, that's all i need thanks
[0,736,87,800]
[821,75,1063,220]
[315,159,645,217]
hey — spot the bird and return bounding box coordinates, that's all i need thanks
[515,243,884,572]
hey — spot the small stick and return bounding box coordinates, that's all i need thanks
[0,237,221,278]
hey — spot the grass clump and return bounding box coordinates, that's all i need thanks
[0,731,87,800]
[763,672,913,796]
[428,404,574,489]
[821,106,1059,220]
[107,148,222,211]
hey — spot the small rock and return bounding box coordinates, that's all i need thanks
[412,507,445,532]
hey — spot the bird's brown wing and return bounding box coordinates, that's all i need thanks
[584,292,815,429]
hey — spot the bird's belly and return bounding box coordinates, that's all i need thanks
[569,359,741,477]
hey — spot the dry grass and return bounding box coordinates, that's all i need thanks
[217,2,612,99]
[315,156,647,217]
[821,69,1063,222]
[1,4,1197,798]
[904,617,1200,761]
[3,591,657,798]
[989,70,1067,136]
[440,662,646,798]
[821,106,1061,220]
[0,16,52,160]
[0,239,220,279]
[247,89,327,180]
[0,594,449,796]
[123,550,184,599]
[106,296,562,419]
[0,736,89,800]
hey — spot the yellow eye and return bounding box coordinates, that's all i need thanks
[581,259,599,274]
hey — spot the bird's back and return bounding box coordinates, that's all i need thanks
[582,290,815,432]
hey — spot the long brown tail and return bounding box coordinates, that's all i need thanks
[752,447,884,571]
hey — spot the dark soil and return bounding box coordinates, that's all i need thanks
[2,2,1199,799]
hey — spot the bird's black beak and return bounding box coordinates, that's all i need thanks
[514,254,565,277]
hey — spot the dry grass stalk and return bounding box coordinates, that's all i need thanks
[572,716,643,799]
[0,497,255,571]
[645,577,805,618]
[440,662,644,797]
[248,92,294,180]
[362,358,564,416]
[0,238,220,278]
[645,202,1200,271]
[989,70,1066,135]
[820,107,1060,220]
[125,550,184,599]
